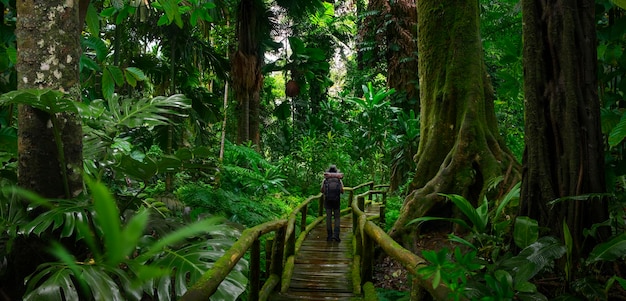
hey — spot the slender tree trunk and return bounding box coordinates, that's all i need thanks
[389,0,521,249]
[520,0,607,267]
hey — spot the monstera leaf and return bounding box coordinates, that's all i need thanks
[144,240,248,301]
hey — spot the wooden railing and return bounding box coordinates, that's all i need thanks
[180,181,373,301]
[351,189,457,300]
[180,181,456,301]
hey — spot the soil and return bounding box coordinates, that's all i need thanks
[372,230,455,292]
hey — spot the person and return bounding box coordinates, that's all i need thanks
[320,165,344,242]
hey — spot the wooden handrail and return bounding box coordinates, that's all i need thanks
[351,190,460,300]
[180,181,387,301]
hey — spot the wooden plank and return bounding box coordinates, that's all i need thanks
[269,203,381,301]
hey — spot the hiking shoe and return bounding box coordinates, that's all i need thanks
[327,236,333,242]
[333,237,341,242]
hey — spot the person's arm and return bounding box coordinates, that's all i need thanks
[340,179,344,193]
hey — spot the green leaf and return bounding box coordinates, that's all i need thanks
[86,3,100,36]
[23,265,80,301]
[83,36,108,62]
[107,65,125,86]
[6,45,17,64]
[0,89,78,114]
[87,177,124,266]
[125,70,137,87]
[157,0,180,24]
[125,67,148,81]
[102,68,115,100]
[514,216,538,249]
[80,54,101,72]
[608,112,626,147]
[572,277,607,301]
[586,232,626,264]
[407,216,471,232]
[441,193,487,232]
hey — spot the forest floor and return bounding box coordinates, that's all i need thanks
[372,230,455,293]
[372,231,626,300]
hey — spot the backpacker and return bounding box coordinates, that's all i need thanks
[324,177,341,201]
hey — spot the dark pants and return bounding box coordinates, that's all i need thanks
[325,206,340,240]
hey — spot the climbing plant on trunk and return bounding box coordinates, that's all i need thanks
[389,0,521,249]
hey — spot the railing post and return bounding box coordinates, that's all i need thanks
[380,191,387,227]
[361,229,373,284]
[318,196,324,217]
[270,227,286,291]
[368,183,374,204]
[249,238,261,301]
[358,195,365,212]
[300,204,308,232]
[265,237,273,278]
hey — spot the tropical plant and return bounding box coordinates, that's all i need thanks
[408,182,521,261]
[4,178,247,301]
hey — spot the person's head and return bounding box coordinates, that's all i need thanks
[327,165,338,173]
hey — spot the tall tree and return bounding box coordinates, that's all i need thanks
[232,0,264,146]
[360,0,418,112]
[389,0,521,248]
[16,1,83,198]
[520,0,607,266]
[4,0,83,298]
[232,0,324,147]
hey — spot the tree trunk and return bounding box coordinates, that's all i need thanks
[389,0,521,249]
[233,0,263,147]
[16,0,83,198]
[9,0,83,298]
[520,0,607,265]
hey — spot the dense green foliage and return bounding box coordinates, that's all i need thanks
[1,0,626,300]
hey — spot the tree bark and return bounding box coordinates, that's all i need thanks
[233,0,263,147]
[8,1,83,298]
[389,0,521,249]
[16,0,83,198]
[520,0,607,264]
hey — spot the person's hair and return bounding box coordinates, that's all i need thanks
[327,165,338,173]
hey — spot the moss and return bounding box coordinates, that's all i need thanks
[362,282,378,301]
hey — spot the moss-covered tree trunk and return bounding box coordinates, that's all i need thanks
[16,0,83,198]
[389,0,521,248]
[520,0,607,265]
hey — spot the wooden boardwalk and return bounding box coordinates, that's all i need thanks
[270,204,379,301]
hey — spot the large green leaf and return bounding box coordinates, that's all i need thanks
[608,111,626,147]
[441,193,488,233]
[102,67,115,100]
[513,216,538,249]
[88,177,125,266]
[586,232,626,264]
[86,3,100,36]
[83,36,108,62]
[0,89,78,114]
[612,0,626,10]
[23,264,80,301]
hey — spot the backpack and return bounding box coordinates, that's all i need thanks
[324,177,341,201]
